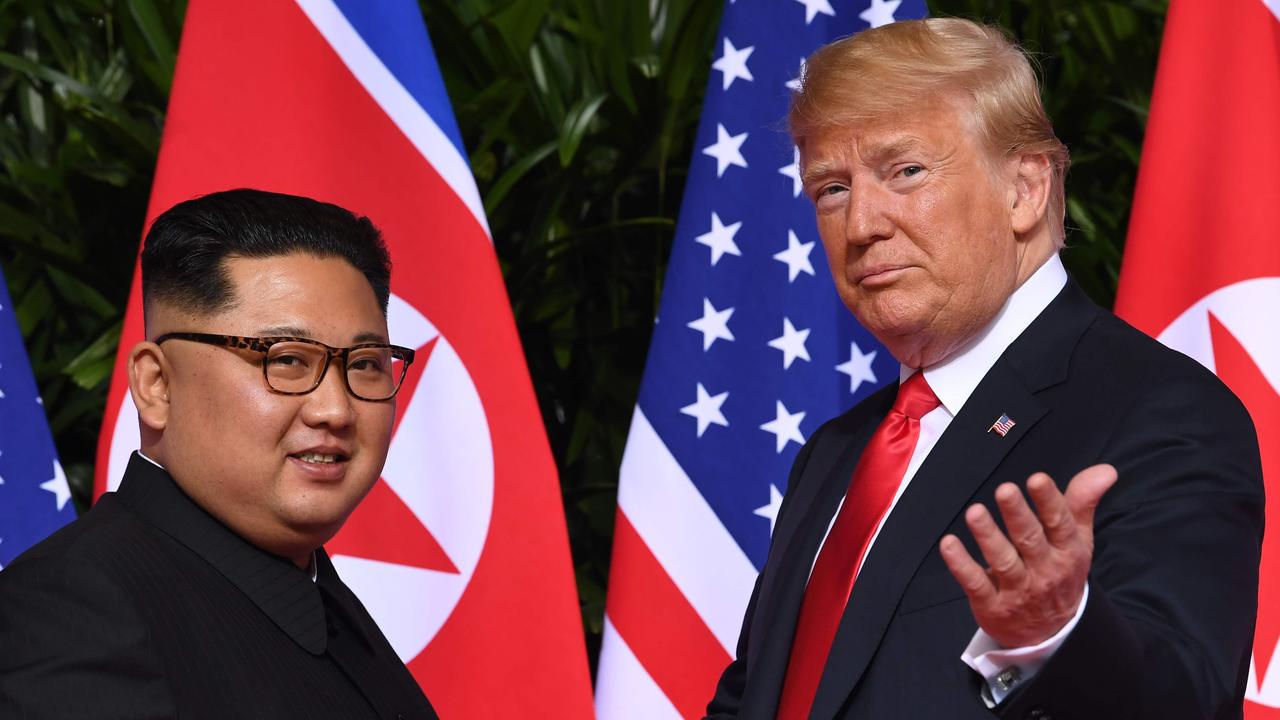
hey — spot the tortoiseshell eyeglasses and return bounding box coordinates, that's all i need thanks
[155,332,415,402]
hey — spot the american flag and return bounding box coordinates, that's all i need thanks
[0,264,74,569]
[594,1,927,718]
[988,413,1017,437]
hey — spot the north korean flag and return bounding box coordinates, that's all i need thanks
[93,1,594,716]
[1115,0,1280,715]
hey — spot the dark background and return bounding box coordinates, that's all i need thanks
[0,0,1168,663]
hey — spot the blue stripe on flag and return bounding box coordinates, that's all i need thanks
[331,0,469,159]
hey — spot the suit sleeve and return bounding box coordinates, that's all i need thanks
[997,364,1265,720]
[0,554,174,719]
[705,421,828,719]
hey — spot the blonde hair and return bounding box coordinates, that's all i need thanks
[789,18,1070,245]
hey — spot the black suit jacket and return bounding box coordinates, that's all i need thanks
[707,279,1264,719]
[0,454,439,720]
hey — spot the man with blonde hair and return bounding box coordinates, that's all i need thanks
[707,18,1262,719]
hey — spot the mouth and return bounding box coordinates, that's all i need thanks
[288,448,352,480]
[854,264,910,288]
[292,452,346,464]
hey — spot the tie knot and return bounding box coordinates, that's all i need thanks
[894,372,940,420]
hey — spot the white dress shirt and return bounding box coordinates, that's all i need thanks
[813,253,1084,705]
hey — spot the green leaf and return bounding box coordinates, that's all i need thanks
[0,49,111,103]
[483,140,555,213]
[124,0,176,75]
[63,321,121,390]
[558,92,606,167]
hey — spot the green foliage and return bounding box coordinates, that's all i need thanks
[0,0,1167,668]
[0,0,185,508]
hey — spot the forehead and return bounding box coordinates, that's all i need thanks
[218,253,387,342]
[798,98,983,169]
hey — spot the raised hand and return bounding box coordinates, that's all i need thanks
[938,464,1119,648]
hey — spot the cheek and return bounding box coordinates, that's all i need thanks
[818,225,850,281]
[357,405,396,451]
[197,377,295,448]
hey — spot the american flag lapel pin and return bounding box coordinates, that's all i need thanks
[988,413,1016,437]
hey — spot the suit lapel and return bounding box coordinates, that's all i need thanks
[808,280,1100,719]
[741,387,893,718]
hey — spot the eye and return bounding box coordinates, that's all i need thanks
[266,353,306,367]
[348,349,392,374]
[900,165,924,178]
[349,356,384,372]
[811,183,847,201]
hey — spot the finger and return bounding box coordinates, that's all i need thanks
[939,534,997,605]
[1024,473,1078,548]
[994,481,1052,561]
[964,502,1027,588]
[1064,464,1119,542]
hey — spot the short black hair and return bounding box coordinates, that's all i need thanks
[140,189,392,318]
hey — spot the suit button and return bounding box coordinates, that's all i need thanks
[1028,710,1051,720]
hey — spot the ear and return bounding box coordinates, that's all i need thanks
[128,342,171,431]
[1008,152,1053,236]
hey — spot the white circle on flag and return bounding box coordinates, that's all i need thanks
[1157,277,1280,707]
[1155,276,1280,396]
[106,292,495,662]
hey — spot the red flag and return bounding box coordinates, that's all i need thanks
[1115,0,1280,713]
[93,1,594,716]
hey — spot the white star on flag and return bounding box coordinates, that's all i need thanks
[836,341,879,394]
[696,212,743,266]
[785,57,807,92]
[712,37,755,91]
[774,230,816,282]
[778,147,802,198]
[702,124,749,177]
[768,318,812,369]
[760,400,806,453]
[794,0,836,24]
[687,298,736,350]
[39,460,71,511]
[680,383,730,437]
[860,0,902,28]
[753,484,785,535]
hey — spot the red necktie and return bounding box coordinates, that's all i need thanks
[776,372,940,720]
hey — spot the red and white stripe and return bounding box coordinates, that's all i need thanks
[596,409,759,719]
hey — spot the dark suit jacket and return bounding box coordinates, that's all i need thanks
[0,453,439,720]
[707,279,1264,720]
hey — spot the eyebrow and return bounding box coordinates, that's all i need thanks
[801,135,930,187]
[800,159,843,187]
[257,326,389,344]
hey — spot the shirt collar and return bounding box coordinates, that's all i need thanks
[900,253,1068,416]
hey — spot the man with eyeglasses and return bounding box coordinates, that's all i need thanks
[0,189,439,720]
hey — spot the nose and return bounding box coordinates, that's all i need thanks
[300,358,356,430]
[845,181,895,247]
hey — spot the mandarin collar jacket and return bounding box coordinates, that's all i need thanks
[0,452,439,720]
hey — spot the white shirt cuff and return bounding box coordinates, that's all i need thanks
[960,583,1090,706]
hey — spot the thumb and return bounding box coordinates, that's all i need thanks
[1064,463,1118,544]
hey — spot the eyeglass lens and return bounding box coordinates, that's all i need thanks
[264,342,406,399]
